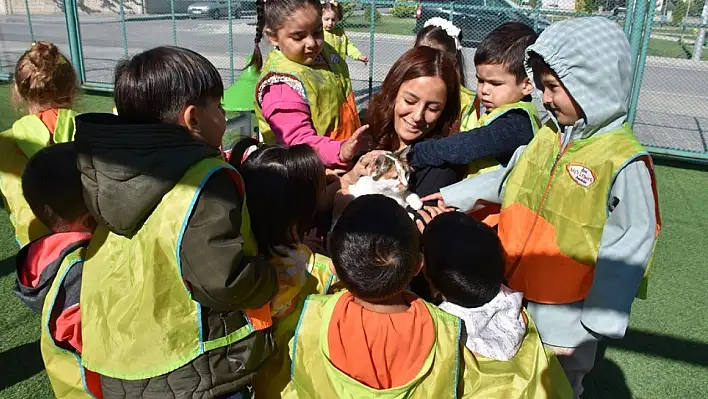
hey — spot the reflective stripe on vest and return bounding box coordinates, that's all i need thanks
[41,247,100,399]
[254,47,361,145]
[253,253,342,399]
[462,98,541,178]
[80,157,269,379]
[0,109,77,246]
[499,123,660,304]
[285,291,461,399]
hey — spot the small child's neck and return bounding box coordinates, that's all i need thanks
[353,293,410,314]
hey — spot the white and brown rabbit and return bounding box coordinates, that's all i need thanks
[348,147,423,212]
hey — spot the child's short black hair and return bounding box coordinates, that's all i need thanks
[233,139,325,258]
[114,46,224,124]
[474,22,538,82]
[22,143,90,232]
[422,212,504,308]
[526,51,554,79]
[330,195,420,301]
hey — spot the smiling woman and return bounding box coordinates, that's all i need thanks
[367,46,463,199]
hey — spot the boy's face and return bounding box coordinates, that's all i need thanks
[475,63,533,112]
[537,69,583,126]
[181,99,226,149]
[267,5,324,66]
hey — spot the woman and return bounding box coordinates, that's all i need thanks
[359,45,463,200]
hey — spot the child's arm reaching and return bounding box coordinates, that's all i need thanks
[343,33,367,63]
[408,110,533,169]
[581,161,658,339]
[262,83,347,168]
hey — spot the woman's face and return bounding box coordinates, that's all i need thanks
[393,76,447,147]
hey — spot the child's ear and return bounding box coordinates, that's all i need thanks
[265,28,279,47]
[520,77,534,97]
[328,259,337,277]
[179,105,200,134]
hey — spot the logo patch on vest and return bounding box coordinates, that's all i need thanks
[566,164,596,187]
[329,53,341,64]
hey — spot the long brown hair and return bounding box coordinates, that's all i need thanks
[368,46,460,150]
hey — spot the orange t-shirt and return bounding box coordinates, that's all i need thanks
[37,108,60,139]
[327,292,435,389]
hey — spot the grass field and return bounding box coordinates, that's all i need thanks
[1,84,708,398]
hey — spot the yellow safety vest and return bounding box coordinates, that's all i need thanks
[40,246,100,399]
[254,253,344,399]
[282,290,462,399]
[255,45,361,145]
[459,85,475,129]
[80,157,269,379]
[462,98,541,177]
[499,123,660,304]
[0,109,76,246]
[473,310,573,399]
[323,27,363,61]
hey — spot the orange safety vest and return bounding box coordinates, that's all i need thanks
[499,123,660,304]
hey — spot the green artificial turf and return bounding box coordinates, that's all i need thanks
[1,84,708,397]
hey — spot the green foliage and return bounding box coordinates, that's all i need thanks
[391,2,416,19]
[362,5,382,23]
[339,1,357,24]
[575,0,597,13]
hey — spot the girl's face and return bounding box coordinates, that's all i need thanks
[322,9,338,31]
[393,76,447,148]
[266,5,324,66]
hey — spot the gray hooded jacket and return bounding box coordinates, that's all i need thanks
[440,17,658,347]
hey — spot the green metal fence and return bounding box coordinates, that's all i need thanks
[1,0,707,163]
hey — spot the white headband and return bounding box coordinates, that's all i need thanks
[423,17,462,50]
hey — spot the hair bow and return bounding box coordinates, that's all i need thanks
[424,17,462,50]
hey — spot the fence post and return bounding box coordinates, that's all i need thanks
[533,0,541,31]
[693,2,708,61]
[624,0,636,37]
[170,0,178,46]
[228,0,235,84]
[627,0,647,83]
[367,0,376,100]
[627,0,655,126]
[119,0,129,57]
[23,0,35,41]
[63,0,86,83]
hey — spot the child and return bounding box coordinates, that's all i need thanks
[0,41,79,246]
[408,22,541,178]
[415,17,472,125]
[14,143,102,399]
[422,212,571,397]
[229,140,342,398]
[430,17,660,398]
[322,1,369,65]
[73,46,278,398]
[250,0,368,169]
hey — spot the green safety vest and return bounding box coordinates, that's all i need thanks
[461,98,541,177]
[40,247,98,399]
[0,109,77,246]
[254,46,360,145]
[80,157,267,379]
[283,291,462,399]
[254,253,344,399]
[499,123,660,304]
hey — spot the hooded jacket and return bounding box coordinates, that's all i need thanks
[74,113,278,397]
[439,17,658,347]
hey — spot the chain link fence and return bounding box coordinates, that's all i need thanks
[1,0,706,162]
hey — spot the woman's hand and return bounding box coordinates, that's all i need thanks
[340,149,388,189]
[339,125,371,163]
[359,55,369,65]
